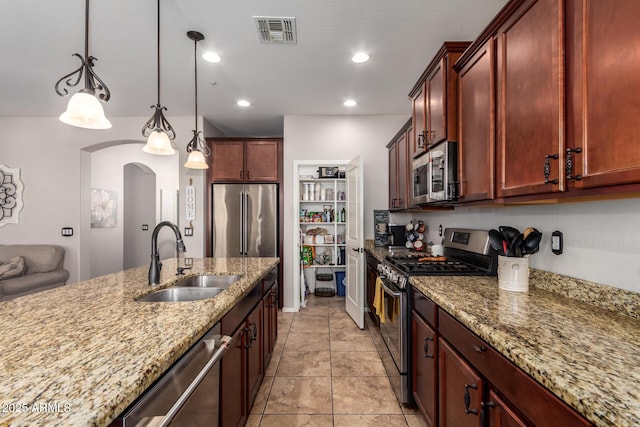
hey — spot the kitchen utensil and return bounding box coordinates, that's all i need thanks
[418,256,447,262]
[499,226,520,247]
[523,227,535,239]
[522,230,543,255]
[407,231,418,242]
[488,229,504,254]
[414,240,424,251]
[510,233,524,257]
[406,222,414,231]
[405,240,414,249]
[416,220,426,233]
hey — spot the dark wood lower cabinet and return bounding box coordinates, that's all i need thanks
[220,268,278,427]
[220,326,245,427]
[486,389,528,427]
[411,289,592,427]
[263,282,278,368]
[412,311,437,426]
[439,338,484,427]
[365,254,379,324]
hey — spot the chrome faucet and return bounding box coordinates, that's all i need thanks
[149,221,187,285]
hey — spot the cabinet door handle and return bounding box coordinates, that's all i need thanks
[464,383,479,415]
[247,170,251,180]
[565,147,583,181]
[544,154,559,185]
[480,401,496,427]
[423,336,434,359]
[240,170,243,180]
[417,132,424,149]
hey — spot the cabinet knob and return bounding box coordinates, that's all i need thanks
[240,170,244,179]
[472,344,486,353]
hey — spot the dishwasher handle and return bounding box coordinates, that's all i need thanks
[156,335,232,427]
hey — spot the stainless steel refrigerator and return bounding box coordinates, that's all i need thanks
[211,184,278,257]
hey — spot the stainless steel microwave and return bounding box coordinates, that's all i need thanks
[411,141,458,205]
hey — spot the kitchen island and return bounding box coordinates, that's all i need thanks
[0,257,279,427]
[366,242,640,426]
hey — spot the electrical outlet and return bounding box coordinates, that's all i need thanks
[551,230,563,255]
[142,224,149,231]
[184,257,193,266]
[61,227,73,237]
[184,227,193,236]
[438,224,443,237]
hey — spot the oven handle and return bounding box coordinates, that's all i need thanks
[381,281,402,298]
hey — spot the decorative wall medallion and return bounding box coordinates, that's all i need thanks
[90,188,118,228]
[0,164,24,227]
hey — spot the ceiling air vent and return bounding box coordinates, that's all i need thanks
[253,16,297,44]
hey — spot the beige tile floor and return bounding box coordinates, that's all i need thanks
[246,295,428,427]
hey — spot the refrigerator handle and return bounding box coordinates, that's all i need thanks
[239,192,244,255]
[244,193,249,255]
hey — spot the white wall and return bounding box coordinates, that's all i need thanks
[90,144,178,277]
[392,197,640,293]
[283,114,409,309]
[0,116,210,284]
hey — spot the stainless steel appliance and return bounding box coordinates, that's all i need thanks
[114,323,231,426]
[411,153,430,205]
[411,141,459,205]
[212,184,278,257]
[376,228,497,406]
[428,140,458,202]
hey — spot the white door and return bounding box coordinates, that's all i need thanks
[345,156,364,329]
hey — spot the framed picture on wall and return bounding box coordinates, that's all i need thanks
[90,188,117,228]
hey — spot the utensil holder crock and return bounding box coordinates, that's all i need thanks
[497,256,529,292]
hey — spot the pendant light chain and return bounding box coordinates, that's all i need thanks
[156,0,161,106]
[194,34,198,131]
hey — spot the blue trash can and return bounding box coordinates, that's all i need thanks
[335,271,346,296]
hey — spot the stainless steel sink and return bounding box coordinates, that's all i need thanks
[135,287,225,302]
[172,274,242,288]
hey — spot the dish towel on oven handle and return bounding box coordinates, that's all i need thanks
[373,277,386,323]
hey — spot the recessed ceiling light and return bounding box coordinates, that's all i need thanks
[202,51,221,63]
[237,100,251,107]
[351,52,370,63]
[344,100,357,107]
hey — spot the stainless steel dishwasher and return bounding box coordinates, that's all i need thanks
[114,323,231,427]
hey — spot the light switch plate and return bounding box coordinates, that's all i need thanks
[61,227,73,237]
[184,227,193,236]
[142,224,149,231]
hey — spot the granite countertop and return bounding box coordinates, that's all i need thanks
[364,241,640,426]
[0,257,279,427]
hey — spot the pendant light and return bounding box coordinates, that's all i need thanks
[141,0,176,155]
[184,31,210,170]
[55,0,111,129]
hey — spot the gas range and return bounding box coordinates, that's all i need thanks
[378,228,498,289]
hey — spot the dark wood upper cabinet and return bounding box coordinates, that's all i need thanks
[495,0,565,198]
[410,42,470,158]
[456,39,496,202]
[387,119,412,211]
[209,139,281,183]
[566,0,640,189]
[412,82,427,157]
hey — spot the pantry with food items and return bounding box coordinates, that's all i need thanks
[294,161,348,305]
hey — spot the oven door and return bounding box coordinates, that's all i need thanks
[412,154,430,205]
[379,279,407,374]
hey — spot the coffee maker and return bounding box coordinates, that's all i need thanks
[387,224,407,249]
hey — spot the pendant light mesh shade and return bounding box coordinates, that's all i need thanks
[184,150,209,169]
[142,130,175,155]
[59,90,112,129]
